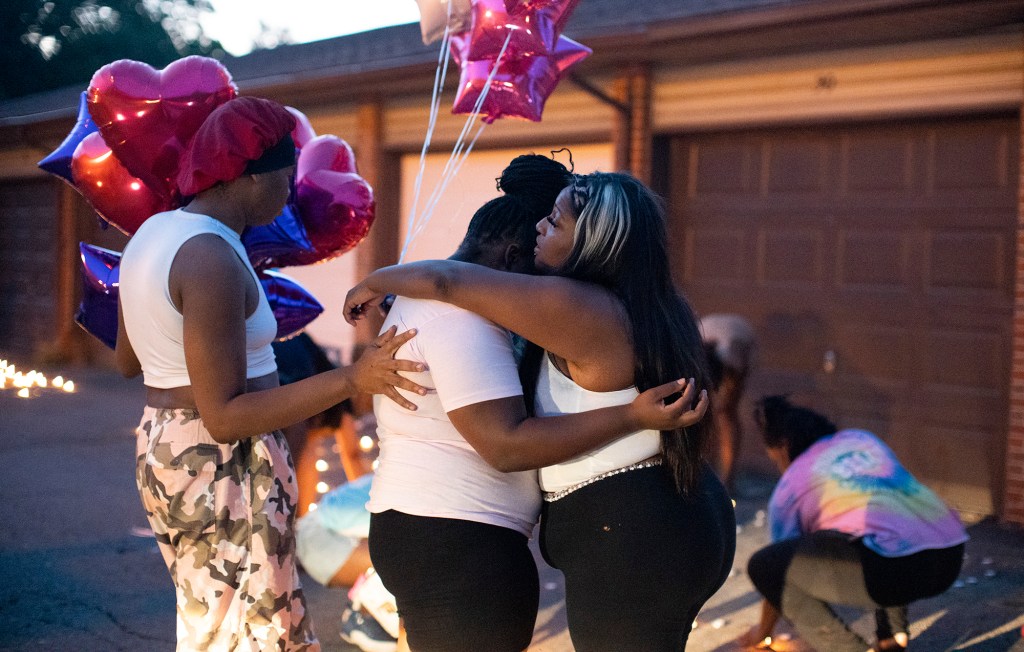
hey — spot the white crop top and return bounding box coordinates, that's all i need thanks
[535,356,661,492]
[119,209,278,389]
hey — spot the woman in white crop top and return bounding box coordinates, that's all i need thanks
[116,97,426,652]
[346,171,737,651]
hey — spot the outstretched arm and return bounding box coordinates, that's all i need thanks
[345,261,632,370]
[735,600,780,649]
[175,235,427,444]
[447,378,709,472]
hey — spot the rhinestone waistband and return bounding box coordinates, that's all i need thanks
[542,457,663,502]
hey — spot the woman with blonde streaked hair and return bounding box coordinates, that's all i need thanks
[346,169,736,651]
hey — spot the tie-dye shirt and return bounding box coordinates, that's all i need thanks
[769,429,968,557]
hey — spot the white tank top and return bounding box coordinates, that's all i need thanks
[119,209,278,389]
[535,356,662,492]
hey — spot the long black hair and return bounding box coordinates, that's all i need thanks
[755,395,837,461]
[526,171,714,494]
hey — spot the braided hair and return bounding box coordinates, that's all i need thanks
[455,154,573,262]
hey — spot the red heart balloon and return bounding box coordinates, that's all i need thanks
[71,132,175,235]
[292,135,374,265]
[87,56,237,205]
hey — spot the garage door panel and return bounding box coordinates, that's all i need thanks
[832,324,915,382]
[688,140,759,196]
[683,227,747,284]
[925,230,1007,292]
[843,134,915,194]
[923,330,1007,391]
[764,138,831,195]
[757,228,824,286]
[758,310,829,374]
[835,229,911,291]
[930,127,1014,192]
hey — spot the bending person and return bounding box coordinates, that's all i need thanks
[346,167,734,651]
[735,396,968,652]
[115,97,426,651]
[700,312,756,490]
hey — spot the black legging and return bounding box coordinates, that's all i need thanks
[747,530,964,652]
[368,510,539,652]
[539,464,736,652]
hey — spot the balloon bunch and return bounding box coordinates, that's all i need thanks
[403,0,590,262]
[418,0,590,123]
[39,56,376,347]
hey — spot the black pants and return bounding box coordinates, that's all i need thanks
[540,464,736,652]
[368,510,539,652]
[747,530,965,652]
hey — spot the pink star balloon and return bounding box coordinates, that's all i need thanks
[451,33,591,122]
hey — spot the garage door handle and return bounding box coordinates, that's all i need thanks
[823,350,837,374]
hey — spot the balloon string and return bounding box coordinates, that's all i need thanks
[407,31,513,252]
[400,1,455,263]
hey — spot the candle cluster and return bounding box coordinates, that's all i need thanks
[0,359,76,398]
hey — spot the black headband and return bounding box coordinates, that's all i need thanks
[244,133,296,175]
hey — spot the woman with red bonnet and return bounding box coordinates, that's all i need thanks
[115,96,427,651]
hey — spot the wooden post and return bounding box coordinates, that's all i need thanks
[353,101,401,345]
[611,75,631,173]
[628,64,653,185]
[610,64,653,182]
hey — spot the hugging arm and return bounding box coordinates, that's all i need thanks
[174,235,427,444]
[447,379,709,472]
[345,260,631,367]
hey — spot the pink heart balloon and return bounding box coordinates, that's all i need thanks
[71,132,175,235]
[296,134,358,179]
[87,56,237,205]
[292,135,374,265]
[286,106,318,149]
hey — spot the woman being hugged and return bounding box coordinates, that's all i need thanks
[117,97,425,651]
[346,169,736,651]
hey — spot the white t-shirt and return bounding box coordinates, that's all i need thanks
[367,297,541,536]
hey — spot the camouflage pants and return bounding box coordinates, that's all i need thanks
[135,407,320,651]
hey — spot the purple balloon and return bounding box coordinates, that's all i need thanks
[74,243,121,349]
[39,91,99,183]
[242,203,315,271]
[74,243,324,349]
[260,269,324,340]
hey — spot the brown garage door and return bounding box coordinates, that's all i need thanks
[669,115,1020,515]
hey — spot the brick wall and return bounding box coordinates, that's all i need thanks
[1007,106,1024,526]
